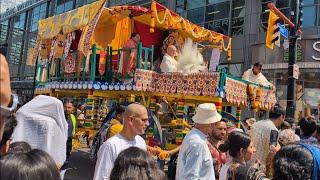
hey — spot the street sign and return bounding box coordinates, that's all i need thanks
[293,64,299,79]
[277,23,289,39]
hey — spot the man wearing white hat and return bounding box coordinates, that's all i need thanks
[176,103,221,180]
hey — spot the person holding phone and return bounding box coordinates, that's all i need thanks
[249,104,285,166]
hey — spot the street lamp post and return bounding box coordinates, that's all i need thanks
[286,0,303,118]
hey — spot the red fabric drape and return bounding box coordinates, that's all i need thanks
[133,20,165,60]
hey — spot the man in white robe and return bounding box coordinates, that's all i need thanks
[242,62,275,89]
[160,45,178,73]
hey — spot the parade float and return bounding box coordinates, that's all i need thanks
[31,0,276,151]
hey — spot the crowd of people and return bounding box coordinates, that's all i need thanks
[1,49,320,180]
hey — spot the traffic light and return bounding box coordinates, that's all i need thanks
[266,11,280,49]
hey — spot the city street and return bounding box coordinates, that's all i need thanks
[1,0,320,180]
[64,148,95,180]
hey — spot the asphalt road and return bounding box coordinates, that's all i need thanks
[63,148,96,180]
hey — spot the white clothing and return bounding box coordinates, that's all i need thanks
[219,161,232,180]
[93,134,147,180]
[242,68,273,87]
[249,119,278,165]
[176,128,215,180]
[12,95,68,167]
[160,53,178,73]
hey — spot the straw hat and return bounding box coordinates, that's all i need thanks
[192,103,222,124]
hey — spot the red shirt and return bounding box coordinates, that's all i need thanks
[207,140,227,176]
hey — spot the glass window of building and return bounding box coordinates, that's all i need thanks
[260,0,273,28]
[109,0,125,6]
[28,37,37,48]
[14,12,26,30]
[55,0,74,15]
[207,0,230,5]
[13,12,27,38]
[176,0,187,17]
[86,0,97,4]
[205,1,230,22]
[187,7,205,25]
[205,1,230,35]
[0,20,9,42]
[31,3,47,32]
[302,1,318,27]
[9,41,23,64]
[186,0,205,10]
[304,0,318,6]
[76,0,84,7]
[231,0,244,35]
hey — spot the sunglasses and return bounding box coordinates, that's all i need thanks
[0,94,18,121]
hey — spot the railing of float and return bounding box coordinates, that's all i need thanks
[36,42,155,85]
[218,68,276,112]
[136,43,154,71]
[90,42,154,82]
[218,68,272,91]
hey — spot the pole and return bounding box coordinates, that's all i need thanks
[32,57,39,98]
[286,0,299,118]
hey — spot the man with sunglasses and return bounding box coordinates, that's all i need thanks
[242,62,274,89]
[0,54,17,142]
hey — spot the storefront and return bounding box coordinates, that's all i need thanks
[260,39,320,120]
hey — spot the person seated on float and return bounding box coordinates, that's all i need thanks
[160,45,178,73]
[119,32,141,77]
[242,62,275,89]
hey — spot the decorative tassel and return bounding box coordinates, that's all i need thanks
[150,1,156,33]
[98,50,107,76]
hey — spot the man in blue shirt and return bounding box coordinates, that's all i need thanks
[176,103,222,180]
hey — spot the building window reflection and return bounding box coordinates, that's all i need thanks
[13,12,26,38]
[302,6,317,27]
[14,12,26,30]
[231,0,244,35]
[204,19,229,34]
[205,2,230,22]
[187,7,205,25]
[9,41,23,64]
[55,0,74,15]
[186,0,205,10]
[0,20,9,43]
[31,3,47,32]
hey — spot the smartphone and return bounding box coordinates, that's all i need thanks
[269,130,279,147]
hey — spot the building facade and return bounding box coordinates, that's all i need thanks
[0,0,319,117]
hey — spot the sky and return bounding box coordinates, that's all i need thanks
[0,0,28,14]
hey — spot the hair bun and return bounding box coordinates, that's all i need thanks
[219,140,231,152]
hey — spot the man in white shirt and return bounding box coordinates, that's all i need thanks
[93,103,149,180]
[242,62,274,89]
[160,45,178,73]
[176,103,222,180]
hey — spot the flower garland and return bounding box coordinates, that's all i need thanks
[149,0,231,57]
